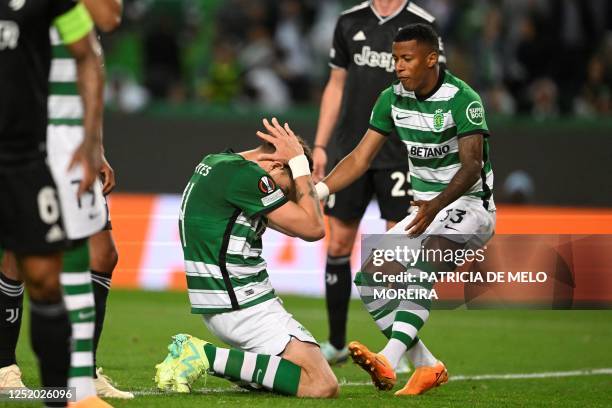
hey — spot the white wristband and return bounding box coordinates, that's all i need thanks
[315,182,330,200]
[288,155,311,179]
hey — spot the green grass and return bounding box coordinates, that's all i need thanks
[14,290,612,407]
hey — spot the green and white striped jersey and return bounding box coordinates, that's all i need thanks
[49,28,83,128]
[370,70,494,210]
[179,151,288,314]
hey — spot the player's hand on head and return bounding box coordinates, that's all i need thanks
[100,155,116,195]
[256,117,304,163]
[68,139,103,197]
[405,200,442,236]
[312,147,327,183]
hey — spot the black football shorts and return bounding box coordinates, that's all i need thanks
[324,160,413,223]
[0,158,70,255]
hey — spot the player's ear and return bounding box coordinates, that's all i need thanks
[427,51,439,68]
[270,161,284,171]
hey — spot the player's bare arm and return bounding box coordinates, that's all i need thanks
[83,0,123,32]
[317,129,387,198]
[258,118,325,241]
[406,133,484,235]
[66,32,105,196]
[312,68,347,181]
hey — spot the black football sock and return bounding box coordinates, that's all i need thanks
[0,272,24,367]
[325,255,352,350]
[91,270,111,374]
[29,299,70,407]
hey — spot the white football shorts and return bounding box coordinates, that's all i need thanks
[202,297,318,356]
[47,125,107,240]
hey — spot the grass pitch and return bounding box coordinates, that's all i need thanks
[14,290,612,407]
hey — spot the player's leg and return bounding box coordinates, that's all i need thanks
[88,227,118,368]
[205,298,338,397]
[0,250,26,389]
[0,159,75,407]
[282,339,339,397]
[374,167,437,374]
[47,127,114,405]
[60,242,97,401]
[197,338,338,398]
[321,216,359,361]
[158,298,339,397]
[321,171,372,363]
[88,225,132,398]
[350,230,446,394]
[353,199,495,395]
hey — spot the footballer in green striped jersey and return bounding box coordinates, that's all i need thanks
[168,118,338,398]
[315,24,496,396]
[369,67,494,211]
[180,119,325,314]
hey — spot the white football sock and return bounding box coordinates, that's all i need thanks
[407,339,437,367]
[379,338,408,369]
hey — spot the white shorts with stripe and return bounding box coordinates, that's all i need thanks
[370,196,496,262]
[203,297,317,356]
[47,125,107,240]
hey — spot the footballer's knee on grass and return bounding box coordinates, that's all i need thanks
[327,217,360,257]
[1,251,21,282]
[282,339,339,398]
[18,253,63,301]
[89,230,118,273]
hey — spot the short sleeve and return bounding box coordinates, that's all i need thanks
[452,89,489,138]
[368,88,395,136]
[52,2,93,45]
[227,164,288,218]
[329,18,349,69]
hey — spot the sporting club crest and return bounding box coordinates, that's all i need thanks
[433,109,445,131]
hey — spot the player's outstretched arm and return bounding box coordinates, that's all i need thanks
[316,129,387,199]
[312,68,347,182]
[67,32,105,195]
[83,0,122,32]
[258,119,325,242]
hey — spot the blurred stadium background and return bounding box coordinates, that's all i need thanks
[95,0,612,292]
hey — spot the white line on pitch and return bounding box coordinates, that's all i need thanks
[131,368,612,396]
[339,368,612,386]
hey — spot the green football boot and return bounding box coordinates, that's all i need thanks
[155,334,210,393]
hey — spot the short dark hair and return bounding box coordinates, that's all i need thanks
[262,135,313,173]
[394,23,439,52]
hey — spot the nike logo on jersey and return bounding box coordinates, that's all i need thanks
[88,212,100,220]
[78,310,95,320]
[395,113,411,121]
[444,225,459,231]
[352,30,366,41]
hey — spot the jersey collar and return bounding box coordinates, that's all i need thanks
[416,68,446,102]
[369,0,408,25]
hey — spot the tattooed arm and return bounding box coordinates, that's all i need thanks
[260,118,325,242]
